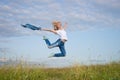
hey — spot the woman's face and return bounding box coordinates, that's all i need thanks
[56,22,61,28]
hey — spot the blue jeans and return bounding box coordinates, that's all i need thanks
[44,39,66,57]
[21,24,41,30]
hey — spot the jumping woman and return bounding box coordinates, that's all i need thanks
[42,21,68,57]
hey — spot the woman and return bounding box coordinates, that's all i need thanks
[42,21,68,57]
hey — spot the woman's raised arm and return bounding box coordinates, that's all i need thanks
[63,22,68,30]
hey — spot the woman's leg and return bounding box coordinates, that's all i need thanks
[43,37,66,57]
[44,38,60,49]
[54,41,66,57]
[44,39,51,46]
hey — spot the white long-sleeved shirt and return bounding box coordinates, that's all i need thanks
[56,29,68,40]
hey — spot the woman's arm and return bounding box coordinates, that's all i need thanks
[63,22,68,30]
[42,28,57,34]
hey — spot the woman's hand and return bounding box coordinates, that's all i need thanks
[63,22,68,29]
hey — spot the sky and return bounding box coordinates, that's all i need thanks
[0,0,120,67]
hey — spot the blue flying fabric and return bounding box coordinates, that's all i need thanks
[21,24,41,30]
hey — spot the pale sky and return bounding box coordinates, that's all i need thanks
[0,0,120,67]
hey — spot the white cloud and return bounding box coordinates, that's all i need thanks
[0,0,120,37]
[93,0,120,8]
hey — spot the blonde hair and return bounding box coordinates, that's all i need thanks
[52,21,61,30]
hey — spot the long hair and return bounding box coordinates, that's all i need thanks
[52,21,60,30]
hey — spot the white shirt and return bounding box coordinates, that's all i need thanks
[56,29,68,40]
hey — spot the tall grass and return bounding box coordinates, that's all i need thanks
[0,62,120,80]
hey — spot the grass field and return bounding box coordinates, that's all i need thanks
[0,62,120,80]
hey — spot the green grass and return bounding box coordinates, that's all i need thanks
[0,62,120,80]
